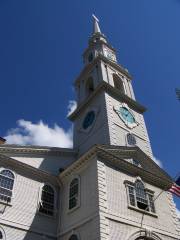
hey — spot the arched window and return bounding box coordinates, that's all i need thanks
[69,178,79,210]
[135,180,148,210]
[127,133,136,146]
[0,169,15,203]
[69,234,78,240]
[39,184,55,216]
[85,77,94,97]
[113,74,125,94]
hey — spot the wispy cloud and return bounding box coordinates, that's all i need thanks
[153,156,163,168]
[67,100,77,116]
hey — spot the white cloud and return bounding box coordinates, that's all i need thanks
[153,156,163,168]
[4,119,73,148]
[67,100,77,116]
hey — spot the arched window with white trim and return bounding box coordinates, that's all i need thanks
[0,169,15,203]
[69,234,78,240]
[39,184,55,216]
[69,177,79,210]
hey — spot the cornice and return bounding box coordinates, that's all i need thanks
[68,81,146,121]
[74,54,132,86]
[0,153,58,183]
[0,144,77,157]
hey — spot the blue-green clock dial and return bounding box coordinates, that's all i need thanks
[119,107,135,124]
[83,111,95,130]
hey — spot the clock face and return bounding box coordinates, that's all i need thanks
[104,48,115,61]
[82,111,95,130]
[107,51,114,60]
[119,107,135,124]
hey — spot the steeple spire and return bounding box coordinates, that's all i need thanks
[89,14,107,45]
[92,14,101,34]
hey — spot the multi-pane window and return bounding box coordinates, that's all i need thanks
[127,133,136,146]
[69,234,78,240]
[126,180,156,214]
[69,178,79,210]
[0,169,15,203]
[39,185,55,216]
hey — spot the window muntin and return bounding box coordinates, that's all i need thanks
[126,180,156,214]
[127,133,136,145]
[39,185,55,216]
[69,178,79,210]
[69,234,78,240]
[0,169,14,203]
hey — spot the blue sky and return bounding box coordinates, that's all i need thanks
[0,0,179,212]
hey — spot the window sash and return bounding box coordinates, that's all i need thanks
[0,170,14,203]
[128,185,136,206]
[39,185,55,216]
[69,179,79,210]
[148,193,156,213]
[127,184,155,213]
[127,133,136,145]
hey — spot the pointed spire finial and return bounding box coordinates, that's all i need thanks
[92,14,101,34]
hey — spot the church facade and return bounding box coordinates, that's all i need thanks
[0,16,179,240]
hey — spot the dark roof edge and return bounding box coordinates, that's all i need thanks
[0,144,77,156]
[68,82,146,120]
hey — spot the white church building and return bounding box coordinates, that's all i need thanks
[0,16,179,240]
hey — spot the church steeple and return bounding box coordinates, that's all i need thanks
[69,16,153,158]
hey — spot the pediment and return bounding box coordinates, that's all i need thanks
[95,145,172,189]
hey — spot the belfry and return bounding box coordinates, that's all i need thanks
[0,16,179,240]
